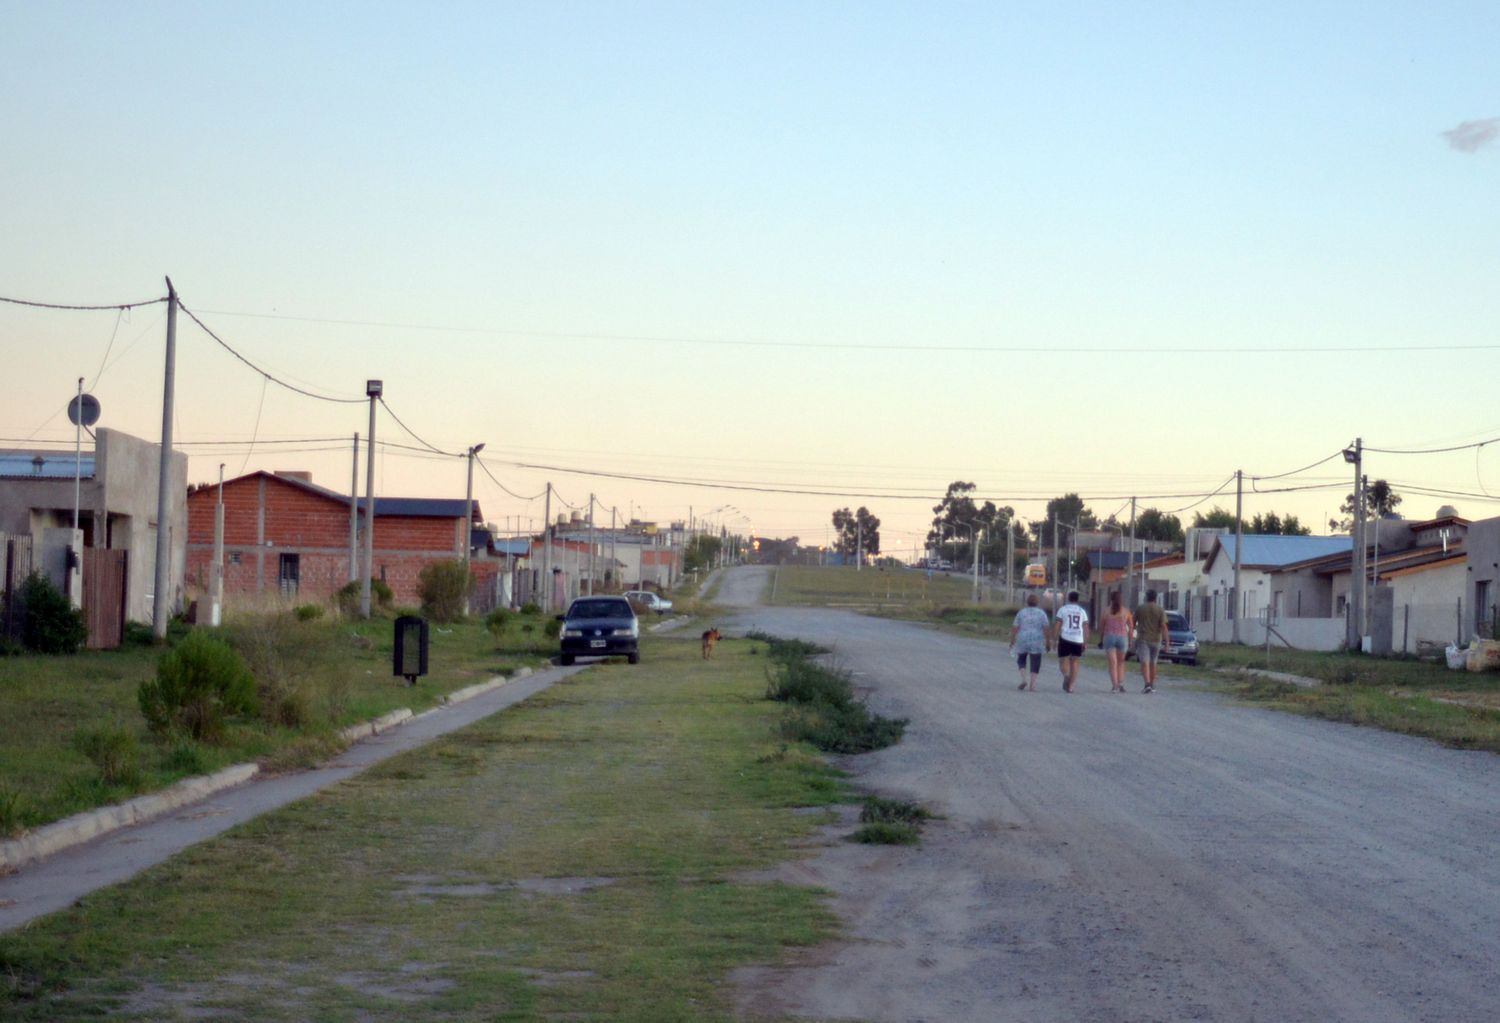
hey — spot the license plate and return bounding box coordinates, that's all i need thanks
[590,640,607,649]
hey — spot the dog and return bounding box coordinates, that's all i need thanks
[701,628,722,659]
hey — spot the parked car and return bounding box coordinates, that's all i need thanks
[623,590,673,614]
[557,596,640,665]
[1163,611,1199,665]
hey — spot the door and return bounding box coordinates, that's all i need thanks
[278,553,300,597]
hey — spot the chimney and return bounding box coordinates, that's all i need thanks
[274,471,313,483]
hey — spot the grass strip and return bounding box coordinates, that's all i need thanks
[757,633,907,754]
[0,611,554,836]
[0,632,847,1021]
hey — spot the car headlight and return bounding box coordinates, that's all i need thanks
[562,628,583,638]
[612,626,637,638]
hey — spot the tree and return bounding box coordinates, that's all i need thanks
[832,507,881,558]
[1191,506,1238,530]
[926,481,1017,570]
[1133,508,1184,544]
[1029,494,1097,541]
[1339,479,1403,531]
[1249,512,1312,536]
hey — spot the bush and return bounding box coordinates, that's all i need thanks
[544,617,563,639]
[335,578,393,615]
[485,608,512,635]
[520,601,541,615]
[762,637,907,754]
[73,724,142,787]
[122,620,155,647]
[162,738,209,775]
[293,603,324,622]
[418,560,471,622]
[138,631,258,742]
[18,572,88,654]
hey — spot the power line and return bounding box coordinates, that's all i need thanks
[1250,449,1348,482]
[1366,434,1500,455]
[194,305,1500,355]
[0,293,168,312]
[175,300,367,405]
[376,397,460,457]
[476,457,547,502]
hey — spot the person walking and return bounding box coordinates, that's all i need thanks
[1133,588,1171,694]
[1099,590,1134,693]
[1009,592,1052,691]
[1052,590,1090,693]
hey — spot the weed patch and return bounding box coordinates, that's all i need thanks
[761,635,907,754]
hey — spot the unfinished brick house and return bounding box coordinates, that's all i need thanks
[185,471,488,606]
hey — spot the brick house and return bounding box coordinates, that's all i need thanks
[186,470,487,606]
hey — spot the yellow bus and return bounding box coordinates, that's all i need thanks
[1024,562,1048,587]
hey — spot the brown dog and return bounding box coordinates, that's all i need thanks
[701,628,722,659]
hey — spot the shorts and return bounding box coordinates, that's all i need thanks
[1103,635,1128,653]
[1057,639,1085,659]
[1016,651,1041,673]
[1135,641,1161,664]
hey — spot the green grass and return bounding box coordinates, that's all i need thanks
[768,565,1016,638]
[0,633,846,1022]
[0,611,554,836]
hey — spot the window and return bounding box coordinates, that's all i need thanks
[278,553,300,596]
[1477,580,1492,640]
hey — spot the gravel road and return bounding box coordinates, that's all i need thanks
[721,566,1500,1023]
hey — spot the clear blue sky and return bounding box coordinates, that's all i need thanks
[3,2,1497,547]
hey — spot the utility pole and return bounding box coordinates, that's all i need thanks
[464,443,484,613]
[152,277,178,640]
[1127,496,1137,608]
[587,493,596,595]
[348,433,359,584]
[972,526,981,603]
[211,463,225,627]
[1052,515,1059,592]
[542,483,553,611]
[72,376,84,533]
[359,380,381,618]
[1005,520,1015,604]
[1232,469,1244,644]
[856,516,863,571]
[610,507,617,592]
[1344,439,1364,650]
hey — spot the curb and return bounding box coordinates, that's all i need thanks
[1,666,540,873]
[0,763,259,871]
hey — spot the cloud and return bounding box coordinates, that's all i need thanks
[1443,117,1500,153]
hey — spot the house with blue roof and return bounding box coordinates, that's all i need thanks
[1199,534,1353,625]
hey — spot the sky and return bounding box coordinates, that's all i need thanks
[3,1,1498,558]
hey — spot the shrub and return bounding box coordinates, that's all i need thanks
[138,631,258,742]
[335,578,393,615]
[162,738,209,775]
[485,608,512,635]
[122,620,155,647]
[520,601,541,615]
[418,560,471,622]
[850,820,921,845]
[73,724,142,787]
[18,572,88,654]
[544,617,563,639]
[762,637,907,754]
[293,603,324,622]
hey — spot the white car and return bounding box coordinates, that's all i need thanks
[623,590,673,614]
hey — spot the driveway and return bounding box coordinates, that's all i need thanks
[725,566,1500,1022]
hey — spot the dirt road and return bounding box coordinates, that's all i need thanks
[723,566,1500,1022]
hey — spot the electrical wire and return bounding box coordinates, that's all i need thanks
[1366,435,1500,455]
[375,397,461,457]
[86,308,125,391]
[0,293,168,312]
[236,376,268,477]
[1250,449,1348,482]
[194,305,1500,355]
[176,300,367,404]
[1159,475,1236,516]
[477,458,547,502]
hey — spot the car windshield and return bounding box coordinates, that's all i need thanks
[1167,613,1189,629]
[568,600,631,620]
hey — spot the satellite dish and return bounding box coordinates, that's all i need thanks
[68,393,101,427]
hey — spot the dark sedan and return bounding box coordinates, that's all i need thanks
[557,596,640,665]
[1163,611,1199,665]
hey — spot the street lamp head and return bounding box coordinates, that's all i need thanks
[471,443,486,455]
[366,379,383,398]
[1342,447,1357,464]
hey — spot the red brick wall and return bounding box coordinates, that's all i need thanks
[186,474,469,606]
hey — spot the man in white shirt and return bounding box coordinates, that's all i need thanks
[1051,590,1090,693]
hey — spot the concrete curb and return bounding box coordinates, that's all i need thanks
[0,763,259,871]
[1,666,541,873]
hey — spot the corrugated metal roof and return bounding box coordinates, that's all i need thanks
[1220,534,1351,567]
[358,497,468,518]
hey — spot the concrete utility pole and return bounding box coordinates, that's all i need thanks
[348,433,359,584]
[359,380,381,619]
[72,376,84,532]
[972,527,981,603]
[210,463,225,627]
[1344,439,1364,650]
[609,507,617,591]
[1005,521,1015,604]
[1127,496,1138,608]
[1052,515,1060,591]
[152,277,178,640]
[586,493,596,595]
[856,516,863,571]
[542,483,553,611]
[464,443,484,569]
[1232,469,1244,644]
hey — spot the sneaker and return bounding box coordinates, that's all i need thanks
[1018,682,1028,691]
[1144,685,1155,694]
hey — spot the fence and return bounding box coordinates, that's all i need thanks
[1,532,34,643]
[1205,599,1481,656]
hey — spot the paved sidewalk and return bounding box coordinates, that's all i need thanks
[0,665,576,933]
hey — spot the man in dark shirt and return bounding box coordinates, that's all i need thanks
[1132,589,1171,694]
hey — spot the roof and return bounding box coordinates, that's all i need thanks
[213,471,472,519]
[1086,551,1152,571]
[1208,534,1352,571]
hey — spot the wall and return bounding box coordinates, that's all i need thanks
[1237,615,1345,652]
[1466,518,1500,642]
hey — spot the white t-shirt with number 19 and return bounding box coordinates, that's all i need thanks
[1055,603,1089,643]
